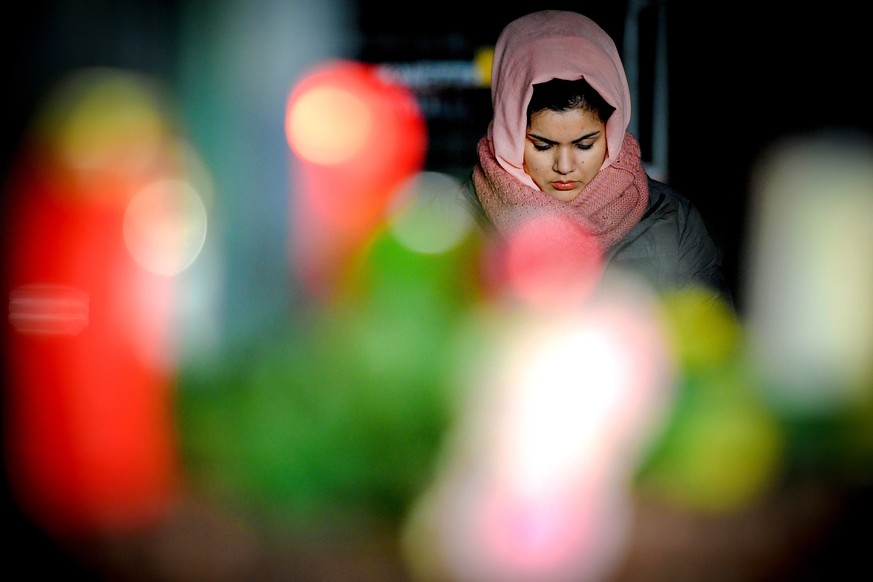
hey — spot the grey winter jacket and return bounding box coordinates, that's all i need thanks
[461,175,733,304]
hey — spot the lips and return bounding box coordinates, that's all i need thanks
[551,181,577,191]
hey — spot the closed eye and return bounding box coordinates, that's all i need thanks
[533,141,594,152]
[527,131,600,151]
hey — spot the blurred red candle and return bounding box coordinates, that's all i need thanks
[285,59,427,300]
[3,69,183,537]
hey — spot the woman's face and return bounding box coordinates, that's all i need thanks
[523,107,607,202]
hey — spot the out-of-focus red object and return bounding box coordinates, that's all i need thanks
[2,71,181,537]
[4,155,179,536]
[285,59,427,300]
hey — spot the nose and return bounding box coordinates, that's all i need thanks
[553,147,575,175]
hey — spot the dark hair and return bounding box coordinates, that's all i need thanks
[526,78,615,124]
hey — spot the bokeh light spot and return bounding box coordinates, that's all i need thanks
[499,212,603,307]
[123,178,208,276]
[286,85,373,165]
[388,171,473,255]
[36,68,168,178]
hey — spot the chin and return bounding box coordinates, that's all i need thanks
[547,189,581,202]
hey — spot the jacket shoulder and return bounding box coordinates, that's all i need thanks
[645,177,697,217]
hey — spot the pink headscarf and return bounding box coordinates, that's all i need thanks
[488,10,632,189]
[473,10,648,256]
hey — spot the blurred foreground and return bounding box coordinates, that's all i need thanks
[4,8,873,581]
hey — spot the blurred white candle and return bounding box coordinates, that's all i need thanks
[403,276,675,581]
[744,132,873,413]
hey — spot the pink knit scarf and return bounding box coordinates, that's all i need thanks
[472,131,649,252]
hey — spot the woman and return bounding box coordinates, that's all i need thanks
[462,9,731,303]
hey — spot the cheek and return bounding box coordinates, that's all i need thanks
[522,153,548,185]
[592,143,608,166]
[523,147,549,171]
[580,147,606,176]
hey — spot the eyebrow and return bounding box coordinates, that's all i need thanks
[527,130,601,145]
